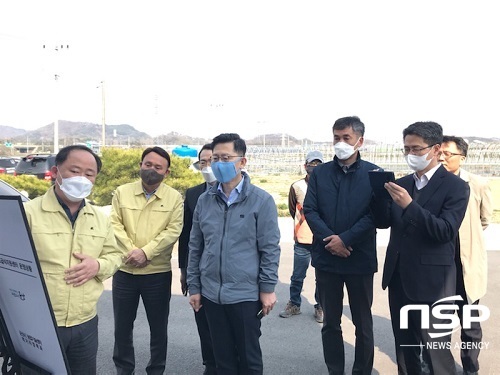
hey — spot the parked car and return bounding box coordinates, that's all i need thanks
[14,154,56,181]
[0,179,29,202]
[0,157,17,175]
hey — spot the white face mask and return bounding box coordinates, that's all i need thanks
[201,166,217,184]
[334,138,360,160]
[405,150,432,172]
[57,172,94,202]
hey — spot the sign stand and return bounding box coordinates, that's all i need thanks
[1,312,19,374]
[0,196,69,374]
[1,313,54,375]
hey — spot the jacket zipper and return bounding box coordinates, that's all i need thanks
[218,204,229,304]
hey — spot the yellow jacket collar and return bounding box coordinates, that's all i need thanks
[133,179,168,199]
[41,186,92,216]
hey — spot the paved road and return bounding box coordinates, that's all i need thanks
[93,219,500,374]
[3,217,496,373]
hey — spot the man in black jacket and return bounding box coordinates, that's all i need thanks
[304,116,379,375]
[371,122,469,374]
[178,144,217,375]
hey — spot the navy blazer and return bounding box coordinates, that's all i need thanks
[372,165,470,303]
[178,182,207,269]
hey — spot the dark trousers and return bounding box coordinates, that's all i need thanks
[112,270,172,375]
[194,306,216,374]
[58,315,99,375]
[388,271,456,375]
[315,269,374,375]
[202,296,263,375]
[455,256,482,373]
[421,299,482,374]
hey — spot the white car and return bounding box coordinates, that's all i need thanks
[0,179,29,201]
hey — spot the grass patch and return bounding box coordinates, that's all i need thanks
[253,174,500,223]
[252,173,300,217]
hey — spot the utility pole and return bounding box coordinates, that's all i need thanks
[100,81,106,148]
[54,74,59,153]
[43,43,70,153]
[257,121,267,146]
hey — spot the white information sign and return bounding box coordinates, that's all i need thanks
[0,196,68,374]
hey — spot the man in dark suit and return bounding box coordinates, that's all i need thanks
[178,143,217,375]
[371,122,470,375]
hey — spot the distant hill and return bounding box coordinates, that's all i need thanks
[154,131,212,146]
[463,136,500,144]
[1,121,317,147]
[4,121,153,146]
[1,121,499,147]
[2,121,227,146]
[0,125,27,138]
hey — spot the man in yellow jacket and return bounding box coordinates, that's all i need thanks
[439,136,493,375]
[24,145,122,375]
[110,146,183,375]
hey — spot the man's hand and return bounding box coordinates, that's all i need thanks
[124,248,149,268]
[385,182,412,209]
[64,253,100,287]
[189,293,202,312]
[260,292,277,316]
[323,234,352,258]
[180,268,188,296]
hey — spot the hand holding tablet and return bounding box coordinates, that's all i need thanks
[368,170,395,199]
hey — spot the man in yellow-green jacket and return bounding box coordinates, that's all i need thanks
[24,145,122,375]
[110,146,183,375]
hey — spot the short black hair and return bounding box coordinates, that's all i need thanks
[198,143,213,159]
[211,133,246,156]
[403,121,443,146]
[141,146,171,167]
[443,135,468,157]
[55,145,102,173]
[332,116,365,137]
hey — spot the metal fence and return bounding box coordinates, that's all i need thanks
[245,142,500,177]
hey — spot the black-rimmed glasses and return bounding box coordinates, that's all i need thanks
[211,155,243,163]
[401,145,434,155]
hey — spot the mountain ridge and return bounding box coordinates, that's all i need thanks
[1,121,498,147]
[0,121,319,147]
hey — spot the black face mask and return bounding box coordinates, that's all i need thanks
[305,166,316,175]
[140,169,164,185]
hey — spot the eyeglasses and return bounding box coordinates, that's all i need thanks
[401,145,434,155]
[439,151,464,159]
[210,154,243,163]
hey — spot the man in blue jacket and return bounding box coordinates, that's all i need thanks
[304,116,379,375]
[187,133,281,375]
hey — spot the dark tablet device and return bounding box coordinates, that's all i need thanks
[368,170,395,199]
